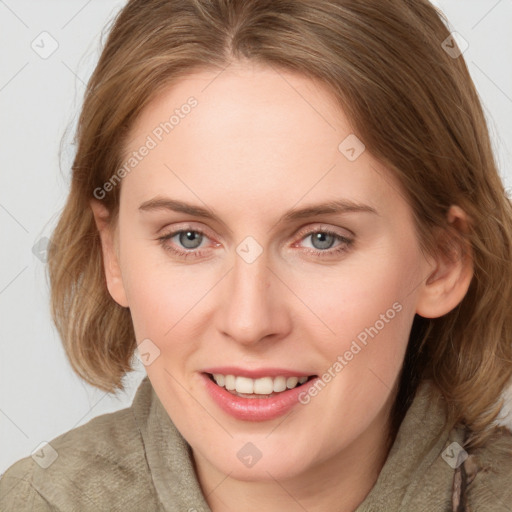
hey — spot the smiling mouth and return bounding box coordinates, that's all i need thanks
[206,373,317,399]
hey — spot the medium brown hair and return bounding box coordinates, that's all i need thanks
[48,0,512,450]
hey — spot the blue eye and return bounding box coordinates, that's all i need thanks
[307,232,337,250]
[296,229,353,258]
[157,228,208,259]
[157,226,353,260]
[176,230,204,250]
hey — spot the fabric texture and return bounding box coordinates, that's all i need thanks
[1,375,511,511]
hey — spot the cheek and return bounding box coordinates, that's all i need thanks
[293,247,417,341]
[290,243,420,400]
[118,241,219,353]
[117,239,174,338]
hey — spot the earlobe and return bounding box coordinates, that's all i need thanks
[89,199,129,308]
[415,205,474,319]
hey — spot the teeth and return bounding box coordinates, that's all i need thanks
[253,377,273,394]
[286,377,298,389]
[212,374,310,395]
[273,376,287,393]
[225,374,236,390]
[236,376,254,394]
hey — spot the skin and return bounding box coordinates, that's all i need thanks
[91,59,473,512]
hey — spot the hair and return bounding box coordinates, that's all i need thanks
[48,0,512,451]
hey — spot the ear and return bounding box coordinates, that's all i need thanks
[415,205,474,319]
[90,199,129,308]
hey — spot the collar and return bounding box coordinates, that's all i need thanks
[354,379,465,511]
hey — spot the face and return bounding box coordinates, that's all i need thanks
[98,60,439,483]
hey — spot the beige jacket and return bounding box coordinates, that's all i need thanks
[1,376,511,511]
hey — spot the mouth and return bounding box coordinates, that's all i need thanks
[205,372,316,399]
[200,370,320,421]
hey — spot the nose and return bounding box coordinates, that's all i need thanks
[216,246,292,348]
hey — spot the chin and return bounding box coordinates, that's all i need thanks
[193,432,323,483]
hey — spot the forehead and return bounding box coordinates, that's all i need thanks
[124,61,347,160]
[119,62,407,223]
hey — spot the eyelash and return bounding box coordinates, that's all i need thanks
[157,225,354,260]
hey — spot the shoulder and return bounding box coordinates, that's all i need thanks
[465,425,512,511]
[0,378,162,512]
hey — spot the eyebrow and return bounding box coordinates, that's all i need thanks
[138,196,379,225]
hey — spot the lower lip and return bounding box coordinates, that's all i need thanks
[201,373,318,421]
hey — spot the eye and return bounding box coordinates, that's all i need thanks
[157,226,213,259]
[305,232,337,250]
[157,224,354,260]
[173,230,204,250]
[294,227,354,258]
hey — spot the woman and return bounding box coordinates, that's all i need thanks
[1,0,511,510]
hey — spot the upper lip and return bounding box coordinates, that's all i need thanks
[202,367,316,379]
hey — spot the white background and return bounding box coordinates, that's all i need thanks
[1,0,511,474]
